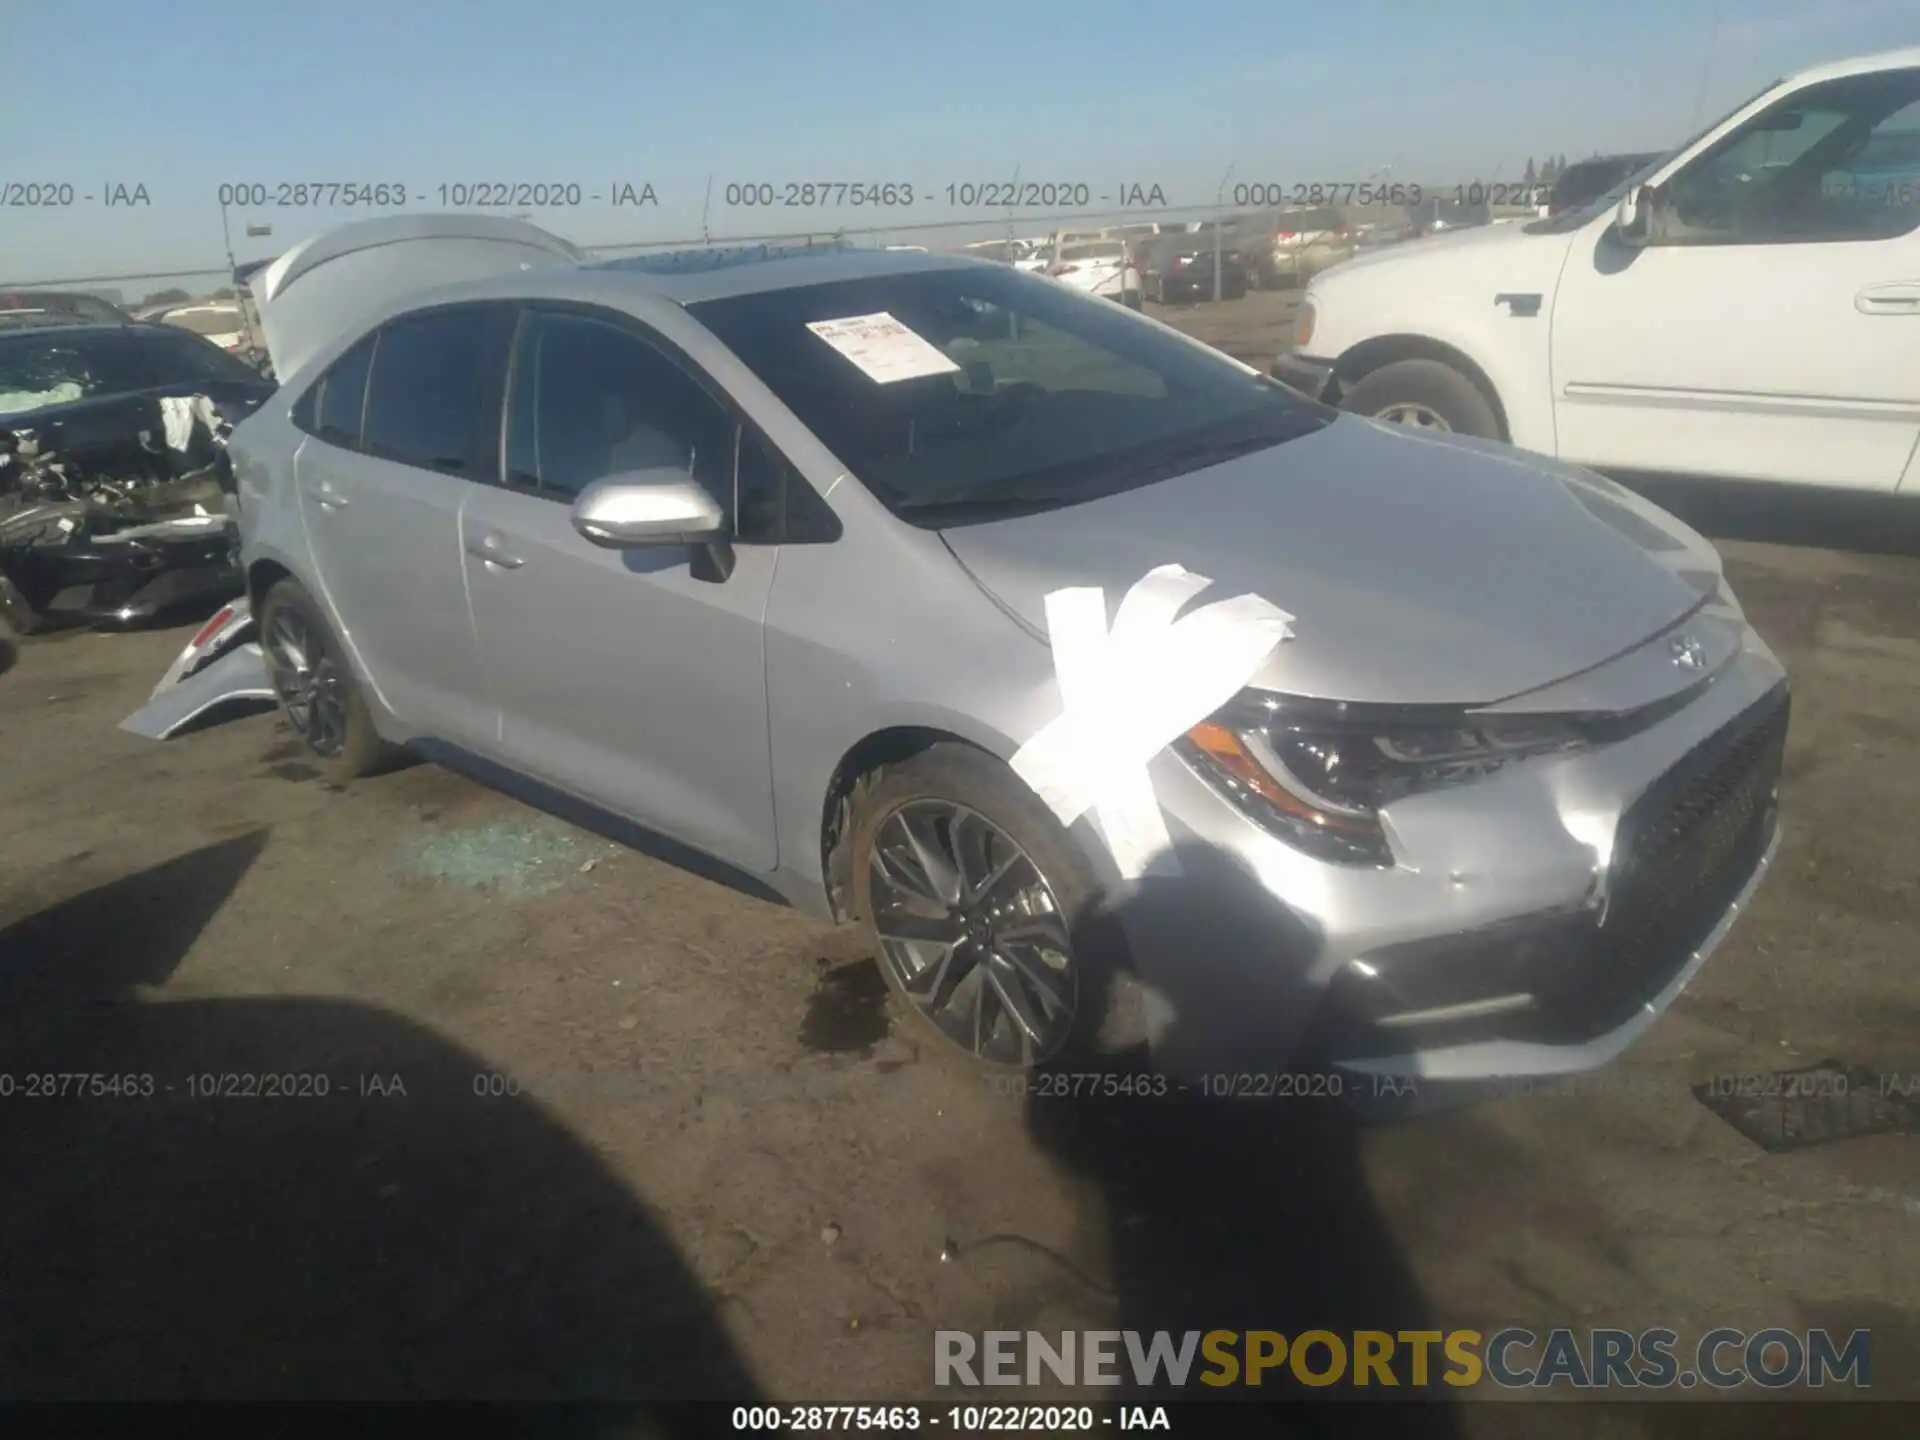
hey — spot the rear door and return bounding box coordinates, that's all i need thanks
[291,304,511,744]
[459,305,781,869]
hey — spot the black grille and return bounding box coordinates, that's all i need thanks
[1534,682,1789,1041]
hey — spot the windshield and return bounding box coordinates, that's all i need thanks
[687,265,1332,524]
[1524,76,1784,235]
[0,330,149,419]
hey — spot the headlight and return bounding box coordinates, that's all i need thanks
[1174,694,1592,867]
[1294,299,1316,349]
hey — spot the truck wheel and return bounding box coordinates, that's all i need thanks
[1340,358,1501,439]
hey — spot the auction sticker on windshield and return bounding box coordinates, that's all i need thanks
[806,312,960,384]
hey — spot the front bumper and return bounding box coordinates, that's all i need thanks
[1270,351,1335,402]
[1112,619,1790,1081]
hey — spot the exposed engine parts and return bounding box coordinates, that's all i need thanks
[0,393,245,634]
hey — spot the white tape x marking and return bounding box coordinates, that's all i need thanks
[1009,564,1295,881]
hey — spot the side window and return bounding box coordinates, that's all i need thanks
[362,308,492,474]
[1657,68,1920,244]
[735,423,841,544]
[503,311,733,504]
[310,333,377,448]
[133,327,259,386]
[734,425,787,543]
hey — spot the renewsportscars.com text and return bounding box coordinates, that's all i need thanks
[934,1327,1871,1391]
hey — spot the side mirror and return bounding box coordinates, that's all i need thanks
[569,469,727,548]
[1615,184,1652,246]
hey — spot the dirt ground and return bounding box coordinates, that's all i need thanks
[1,291,1917,1433]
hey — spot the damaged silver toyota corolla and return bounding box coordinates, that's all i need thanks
[125,214,1787,1082]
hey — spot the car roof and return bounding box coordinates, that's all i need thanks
[1560,152,1659,173]
[0,321,140,340]
[394,244,993,312]
[0,320,218,343]
[1789,45,1920,87]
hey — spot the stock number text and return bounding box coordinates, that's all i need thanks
[724,182,915,207]
[1233,182,1422,207]
[0,1072,156,1098]
[219,182,408,208]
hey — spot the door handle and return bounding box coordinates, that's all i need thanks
[306,482,348,510]
[1855,283,1920,315]
[464,532,525,570]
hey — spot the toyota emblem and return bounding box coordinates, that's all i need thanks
[1669,634,1707,670]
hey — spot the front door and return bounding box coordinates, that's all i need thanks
[461,307,780,870]
[1551,65,1920,489]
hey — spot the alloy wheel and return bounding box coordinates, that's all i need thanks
[1375,401,1453,431]
[868,799,1077,1066]
[264,606,349,758]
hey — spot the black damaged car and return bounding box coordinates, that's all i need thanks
[0,320,276,632]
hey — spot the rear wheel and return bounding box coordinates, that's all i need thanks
[849,743,1125,1071]
[258,577,402,782]
[1339,358,1501,440]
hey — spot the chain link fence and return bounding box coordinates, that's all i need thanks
[3,184,1549,314]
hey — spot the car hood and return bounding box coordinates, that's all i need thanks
[247,214,584,382]
[1315,214,1562,282]
[939,416,1716,707]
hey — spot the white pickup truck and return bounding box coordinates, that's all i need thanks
[1273,45,1920,492]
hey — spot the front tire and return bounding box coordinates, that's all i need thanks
[849,743,1123,1071]
[1339,357,1501,439]
[258,577,402,781]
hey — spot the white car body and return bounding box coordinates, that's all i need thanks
[1044,240,1143,304]
[157,303,250,352]
[1283,46,1920,492]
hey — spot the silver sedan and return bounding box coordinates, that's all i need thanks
[176,215,1785,1081]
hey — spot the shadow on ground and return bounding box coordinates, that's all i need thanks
[1026,840,1461,1436]
[1614,475,1920,557]
[0,831,756,1432]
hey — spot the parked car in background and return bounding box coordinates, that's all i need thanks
[1545,153,1664,217]
[0,322,275,453]
[0,320,276,629]
[1272,46,1920,494]
[958,239,1023,265]
[193,213,1784,1084]
[1230,208,1356,288]
[1043,239,1143,307]
[0,291,134,329]
[153,301,253,353]
[1406,196,1492,237]
[1136,230,1248,302]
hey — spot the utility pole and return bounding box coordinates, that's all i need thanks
[1213,163,1234,303]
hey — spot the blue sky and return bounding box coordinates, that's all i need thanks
[4,0,1915,292]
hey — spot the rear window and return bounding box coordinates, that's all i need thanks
[313,332,378,446]
[361,308,492,474]
[133,326,261,387]
[0,330,149,419]
[687,266,1329,524]
[1060,243,1123,260]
